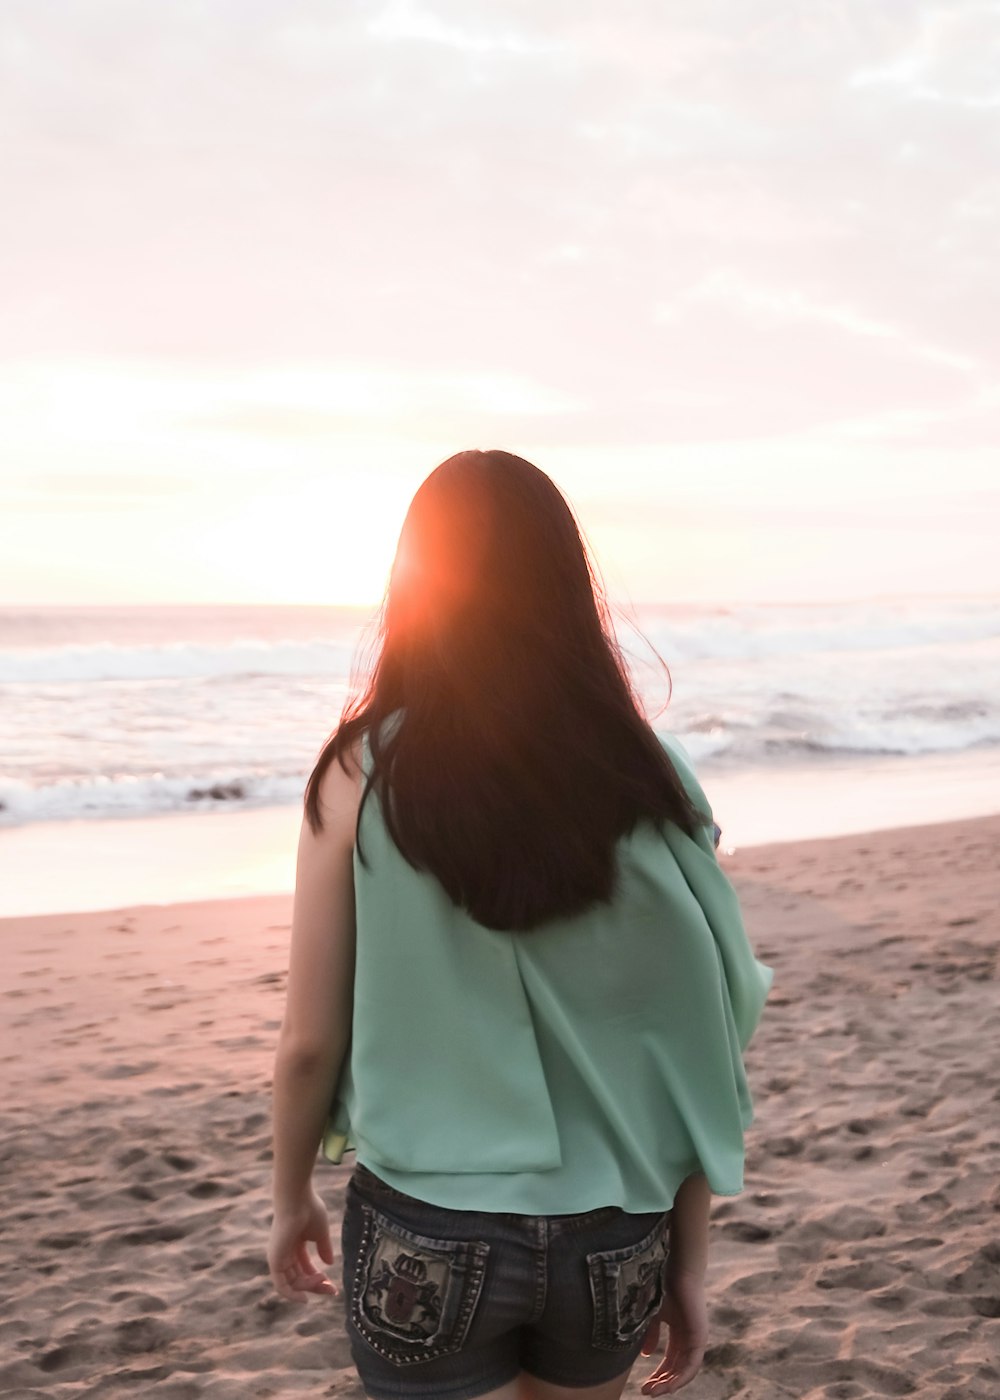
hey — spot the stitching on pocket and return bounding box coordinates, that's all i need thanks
[350,1202,490,1366]
[586,1215,669,1351]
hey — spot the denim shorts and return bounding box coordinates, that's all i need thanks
[341,1164,671,1400]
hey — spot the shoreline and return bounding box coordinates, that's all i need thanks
[2,815,997,1398]
[0,807,993,932]
[2,747,999,919]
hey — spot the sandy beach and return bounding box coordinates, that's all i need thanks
[2,816,998,1400]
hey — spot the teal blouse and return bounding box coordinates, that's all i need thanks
[324,732,772,1213]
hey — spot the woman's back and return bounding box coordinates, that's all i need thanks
[327,729,772,1215]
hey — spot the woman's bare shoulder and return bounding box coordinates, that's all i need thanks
[311,737,365,846]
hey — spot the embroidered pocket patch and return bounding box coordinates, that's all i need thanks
[587,1215,669,1350]
[364,1231,449,1340]
[350,1203,489,1365]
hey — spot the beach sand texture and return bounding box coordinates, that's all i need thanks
[2,817,998,1400]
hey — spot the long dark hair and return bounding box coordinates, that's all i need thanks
[304,449,705,930]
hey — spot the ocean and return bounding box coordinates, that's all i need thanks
[2,597,998,828]
[2,597,998,916]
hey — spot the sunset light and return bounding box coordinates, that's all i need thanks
[2,3,998,607]
[2,12,999,1392]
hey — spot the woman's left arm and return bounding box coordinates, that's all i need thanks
[268,752,360,1302]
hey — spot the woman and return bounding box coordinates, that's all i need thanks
[267,450,771,1400]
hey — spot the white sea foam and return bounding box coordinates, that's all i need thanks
[0,769,307,826]
[0,637,360,685]
[628,598,999,659]
[1,598,997,828]
[3,597,998,683]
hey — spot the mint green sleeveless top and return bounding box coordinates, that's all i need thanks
[324,732,772,1213]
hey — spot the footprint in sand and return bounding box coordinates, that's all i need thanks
[816,1261,898,1291]
[763,1135,805,1157]
[800,1206,887,1242]
[108,1290,170,1311]
[124,1183,158,1202]
[36,1340,97,1374]
[721,1220,775,1243]
[221,1251,270,1280]
[120,1222,189,1245]
[39,1231,90,1251]
[113,1316,174,1355]
[163,1152,197,1172]
[98,1061,159,1079]
[187,1179,226,1198]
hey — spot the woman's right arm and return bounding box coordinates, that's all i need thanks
[641,1172,710,1395]
[267,751,360,1301]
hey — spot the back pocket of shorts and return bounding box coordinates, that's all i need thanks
[586,1215,668,1351]
[349,1202,490,1366]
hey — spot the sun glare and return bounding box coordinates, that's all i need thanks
[192,474,409,606]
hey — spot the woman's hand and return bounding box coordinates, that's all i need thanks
[267,1186,338,1303]
[639,1265,708,1395]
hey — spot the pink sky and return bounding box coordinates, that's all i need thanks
[1,2,998,605]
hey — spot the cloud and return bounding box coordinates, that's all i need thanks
[0,0,997,453]
[850,2,1000,105]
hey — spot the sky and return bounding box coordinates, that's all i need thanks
[1,0,999,606]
